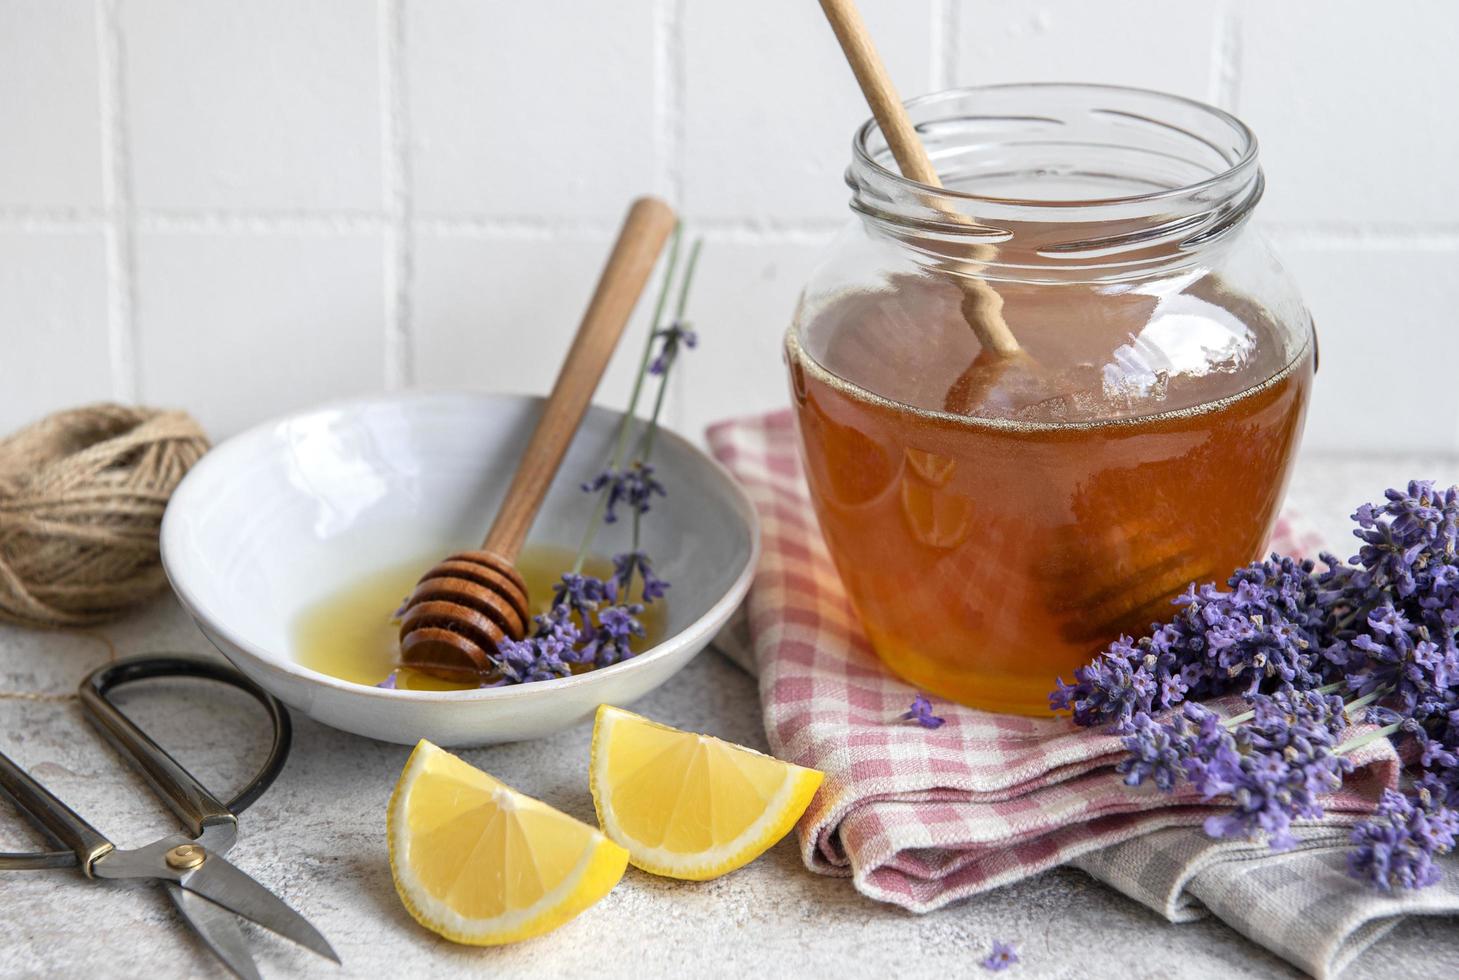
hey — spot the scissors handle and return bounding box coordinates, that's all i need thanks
[0,654,291,874]
[78,655,292,838]
[0,750,114,873]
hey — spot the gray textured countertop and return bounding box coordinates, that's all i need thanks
[4,451,1459,979]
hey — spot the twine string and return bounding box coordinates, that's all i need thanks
[0,404,208,629]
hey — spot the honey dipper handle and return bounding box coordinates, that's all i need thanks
[818,0,939,186]
[482,196,677,560]
[817,0,1021,358]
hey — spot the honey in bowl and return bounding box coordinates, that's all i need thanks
[788,275,1313,716]
[293,545,667,691]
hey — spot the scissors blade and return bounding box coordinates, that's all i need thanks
[167,882,261,980]
[180,854,339,964]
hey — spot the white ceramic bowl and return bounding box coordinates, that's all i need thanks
[160,391,758,746]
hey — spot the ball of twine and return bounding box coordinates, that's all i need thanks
[0,404,209,629]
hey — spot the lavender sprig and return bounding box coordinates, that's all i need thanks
[648,321,697,375]
[1055,480,1459,889]
[1349,788,1459,891]
[477,229,702,685]
[1121,691,1352,850]
[1050,554,1336,731]
[579,604,647,668]
[574,232,702,575]
[580,464,666,524]
[613,550,669,602]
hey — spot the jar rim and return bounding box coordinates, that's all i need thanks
[851,82,1260,212]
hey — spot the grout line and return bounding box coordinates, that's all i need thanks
[1209,0,1242,113]
[0,206,109,231]
[652,0,687,209]
[0,206,842,241]
[414,215,626,239]
[930,0,959,91]
[135,210,388,234]
[9,202,1459,250]
[96,0,139,403]
[693,222,841,246]
[381,0,414,389]
[414,214,845,243]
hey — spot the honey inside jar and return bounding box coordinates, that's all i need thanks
[293,544,667,691]
[788,276,1313,715]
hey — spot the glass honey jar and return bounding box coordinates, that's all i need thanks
[786,84,1314,715]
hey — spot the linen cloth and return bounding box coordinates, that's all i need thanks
[705,409,1459,979]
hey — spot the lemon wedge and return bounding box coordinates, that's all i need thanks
[388,740,628,945]
[589,705,824,880]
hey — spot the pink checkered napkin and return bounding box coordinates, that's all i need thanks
[705,410,1398,914]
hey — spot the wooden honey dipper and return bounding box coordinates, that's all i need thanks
[398,196,677,681]
[818,0,1023,366]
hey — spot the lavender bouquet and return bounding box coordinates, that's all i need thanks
[1052,481,1459,891]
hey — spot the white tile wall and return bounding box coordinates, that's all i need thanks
[952,1,1221,100]
[1273,241,1459,454]
[682,0,934,223]
[412,232,645,404]
[0,231,112,418]
[407,1,660,220]
[123,0,383,212]
[134,232,387,436]
[0,0,103,209]
[1239,0,1459,226]
[0,0,1455,456]
[671,237,835,440]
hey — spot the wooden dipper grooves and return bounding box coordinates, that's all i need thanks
[399,196,678,680]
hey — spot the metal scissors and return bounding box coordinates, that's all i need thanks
[0,654,339,978]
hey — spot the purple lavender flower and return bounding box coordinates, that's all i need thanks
[1050,555,1337,731]
[613,550,670,603]
[376,671,398,690]
[1353,482,1459,595]
[1408,717,1459,771]
[493,629,574,684]
[1055,480,1459,888]
[1347,606,1459,718]
[1118,711,1188,791]
[648,320,698,375]
[531,606,585,663]
[1176,702,1246,799]
[486,579,651,681]
[622,464,666,517]
[1348,788,1459,891]
[552,572,614,623]
[1050,635,1155,732]
[581,467,626,521]
[579,603,646,668]
[901,693,945,729]
[980,940,1018,972]
[1204,690,1351,849]
[1418,767,1459,811]
[1116,691,1351,851]
[581,463,667,524]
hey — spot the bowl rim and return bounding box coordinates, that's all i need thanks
[160,388,761,704]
